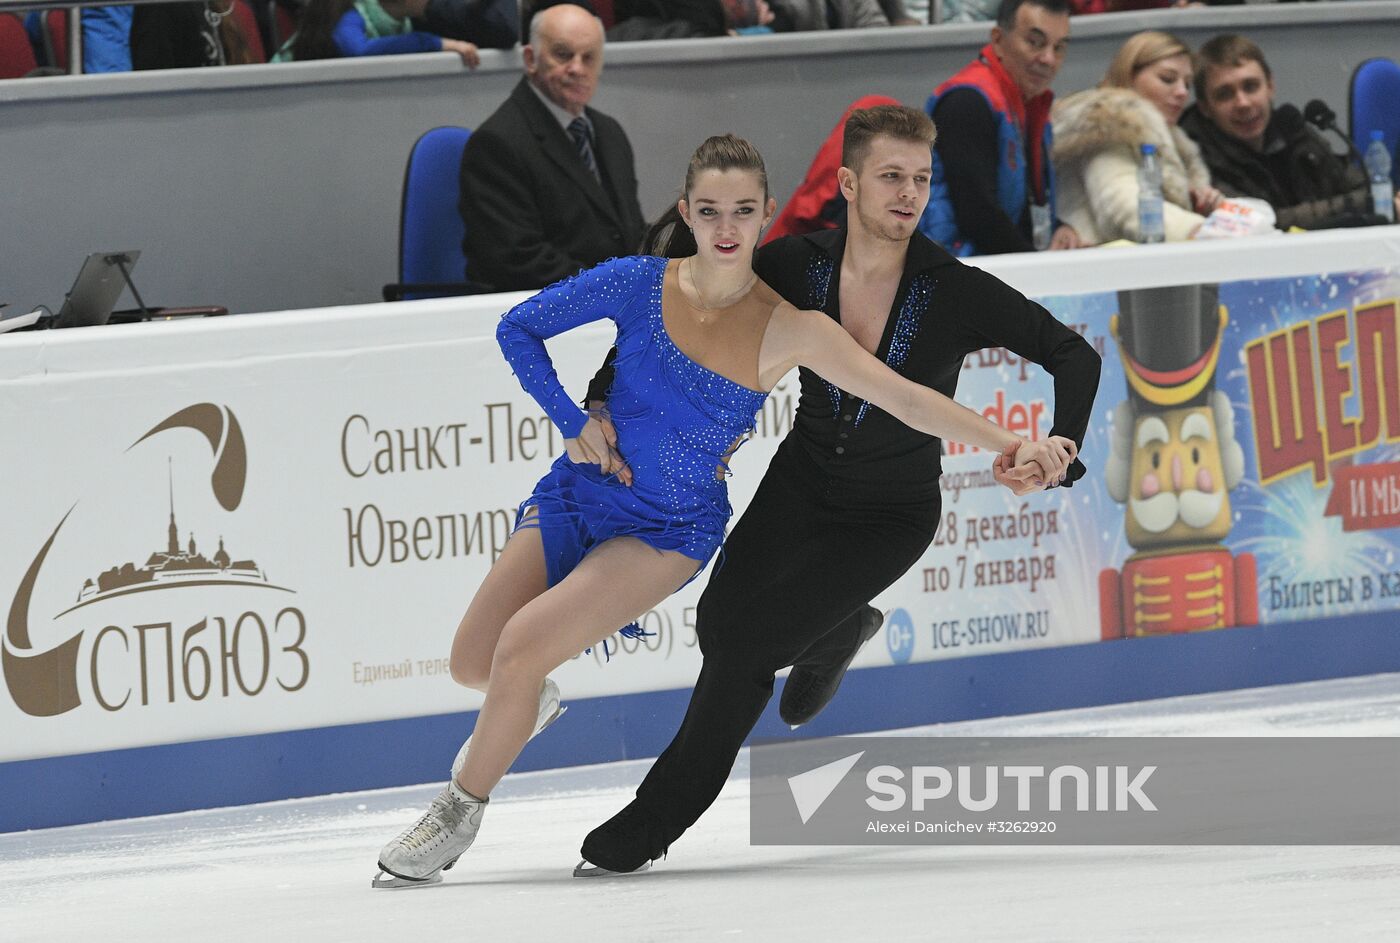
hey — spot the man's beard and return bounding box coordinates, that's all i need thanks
[855,200,915,244]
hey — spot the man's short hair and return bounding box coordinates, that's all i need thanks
[995,0,1070,31]
[841,104,937,172]
[1194,34,1272,102]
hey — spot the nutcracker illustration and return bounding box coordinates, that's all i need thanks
[1100,284,1258,638]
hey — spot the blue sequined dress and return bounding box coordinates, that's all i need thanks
[496,255,772,596]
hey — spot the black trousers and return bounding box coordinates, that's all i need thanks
[633,446,939,840]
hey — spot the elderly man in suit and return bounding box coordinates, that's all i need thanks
[459,3,646,292]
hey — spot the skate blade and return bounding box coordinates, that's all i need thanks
[572,858,653,878]
[540,703,567,732]
[371,869,443,889]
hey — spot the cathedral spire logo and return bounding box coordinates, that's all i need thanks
[3,404,292,717]
[56,457,286,617]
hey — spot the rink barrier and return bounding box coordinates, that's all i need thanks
[3,608,1397,832]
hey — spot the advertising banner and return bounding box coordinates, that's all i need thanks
[865,264,1400,673]
[0,315,776,763]
[4,253,1399,767]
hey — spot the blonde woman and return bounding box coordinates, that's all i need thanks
[1051,31,1222,244]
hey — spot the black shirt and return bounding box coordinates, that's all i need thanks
[753,229,1099,502]
[588,230,1101,505]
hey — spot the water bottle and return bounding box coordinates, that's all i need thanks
[1366,130,1395,223]
[1137,143,1166,244]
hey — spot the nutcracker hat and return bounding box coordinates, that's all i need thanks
[1112,283,1227,411]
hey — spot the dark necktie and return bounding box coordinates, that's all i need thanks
[568,116,600,182]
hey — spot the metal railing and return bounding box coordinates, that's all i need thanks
[1,0,245,75]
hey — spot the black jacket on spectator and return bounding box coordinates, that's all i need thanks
[458,78,646,292]
[1180,103,1371,231]
[130,2,222,69]
[608,0,724,39]
[416,0,516,49]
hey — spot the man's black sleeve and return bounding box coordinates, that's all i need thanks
[955,267,1102,484]
[752,238,807,308]
[584,349,617,406]
[933,89,1035,254]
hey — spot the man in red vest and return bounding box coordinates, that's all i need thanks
[919,0,1081,256]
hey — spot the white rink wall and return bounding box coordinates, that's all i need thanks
[3,230,1400,831]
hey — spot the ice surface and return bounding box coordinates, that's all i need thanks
[4,674,1400,942]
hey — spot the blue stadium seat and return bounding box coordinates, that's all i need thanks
[1349,57,1400,188]
[383,126,483,302]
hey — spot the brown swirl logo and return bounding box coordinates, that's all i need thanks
[3,404,301,717]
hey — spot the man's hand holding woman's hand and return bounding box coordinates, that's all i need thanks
[993,436,1078,495]
[565,411,633,486]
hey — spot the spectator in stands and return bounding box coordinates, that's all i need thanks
[458,3,645,291]
[416,0,516,49]
[1051,31,1218,244]
[130,1,260,68]
[25,7,133,73]
[940,0,1199,24]
[920,0,1080,255]
[608,0,902,39]
[608,0,729,39]
[937,0,998,21]
[900,0,928,22]
[272,0,479,62]
[877,0,920,25]
[271,0,481,62]
[1179,34,1389,230]
[767,0,888,31]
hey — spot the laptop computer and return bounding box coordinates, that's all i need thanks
[53,251,142,329]
[4,252,226,335]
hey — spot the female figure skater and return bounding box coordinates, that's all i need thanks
[373,134,1073,887]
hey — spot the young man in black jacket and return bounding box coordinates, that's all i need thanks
[576,104,1102,876]
[1179,34,1383,231]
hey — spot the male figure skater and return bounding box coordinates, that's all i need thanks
[578,104,1101,874]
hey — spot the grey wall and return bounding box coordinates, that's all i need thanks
[2,2,1397,315]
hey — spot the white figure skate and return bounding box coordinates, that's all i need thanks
[451,677,565,778]
[372,780,487,889]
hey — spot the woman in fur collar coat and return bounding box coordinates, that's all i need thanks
[1052,31,1221,245]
